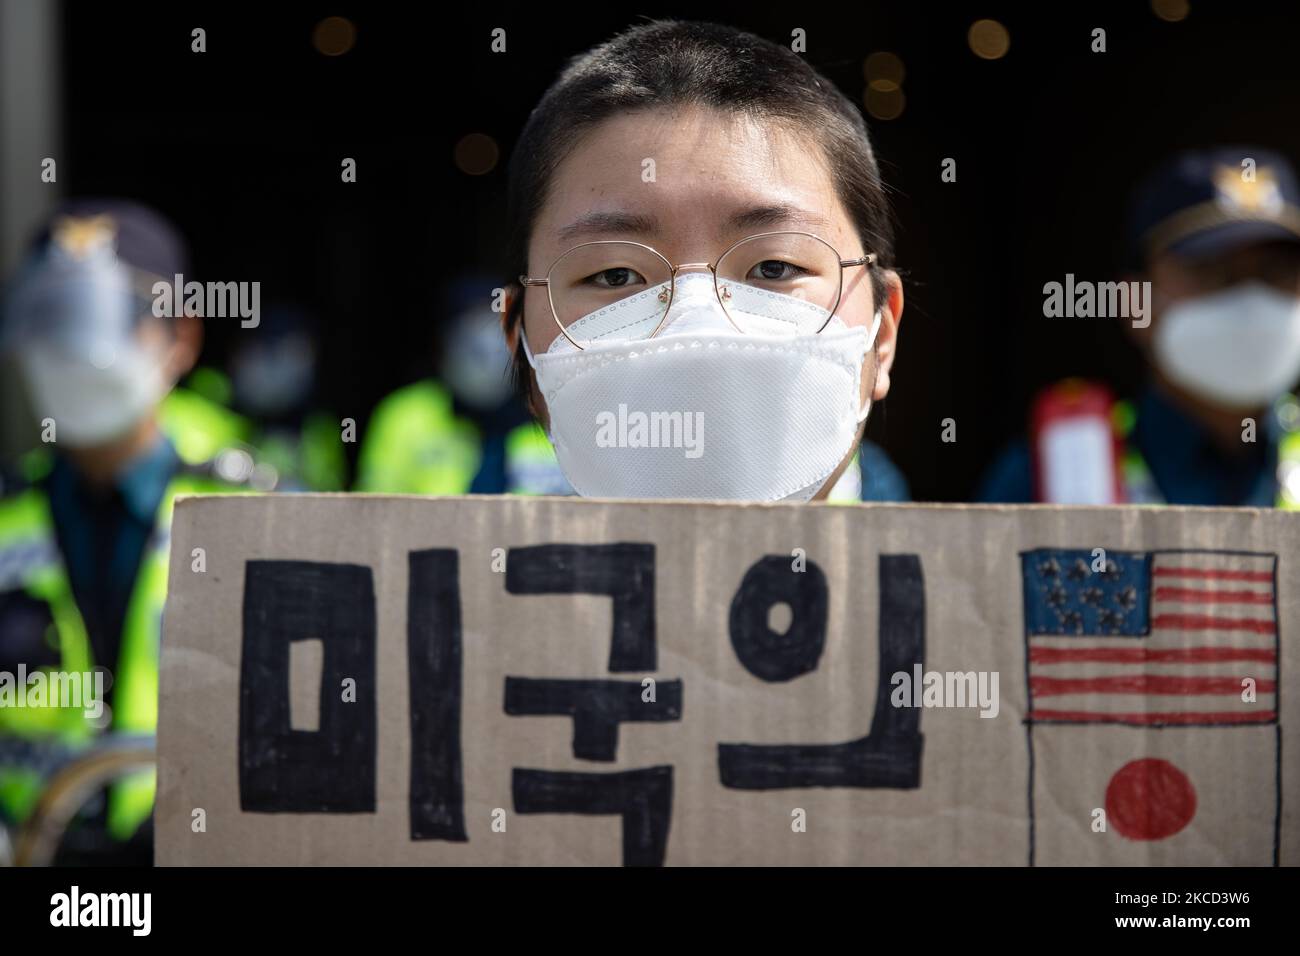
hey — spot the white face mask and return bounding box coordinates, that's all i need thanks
[440,307,514,411]
[233,334,316,418]
[1153,281,1300,409]
[16,342,166,447]
[523,272,880,501]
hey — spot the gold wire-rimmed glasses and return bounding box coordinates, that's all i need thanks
[519,230,876,350]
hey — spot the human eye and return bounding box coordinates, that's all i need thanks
[584,266,647,289]
[746,259,811,282]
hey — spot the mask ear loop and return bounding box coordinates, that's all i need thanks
[856,308,883,423]
[517,325,564,451]
[520,325,539,370]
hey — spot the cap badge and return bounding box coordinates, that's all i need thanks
[51,214,117,259]
[1213,165,1284,216]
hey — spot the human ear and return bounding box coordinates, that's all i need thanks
[870,269,904,401]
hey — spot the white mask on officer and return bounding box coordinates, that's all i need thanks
[17,341,166,447]
[522,272,880,501]
[1153,281,1300,409]
[4,236,171,447]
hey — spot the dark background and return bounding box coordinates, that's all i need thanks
[54,0,1300,500]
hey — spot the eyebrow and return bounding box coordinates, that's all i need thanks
[555,211,659,243]
[727,204,831,233]
[553,204,831,244]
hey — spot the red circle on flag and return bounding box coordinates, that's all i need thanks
[1105,758,1197,840]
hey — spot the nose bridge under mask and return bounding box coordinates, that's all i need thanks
[656,271,730,335]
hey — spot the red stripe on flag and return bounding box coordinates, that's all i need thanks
[1029,646,1276,664]
[1028,709,1276,725]
[1153,586,1274,605]
[1153,567,1272,582]
[1031,675,1275,696]
[1151,613,1275,633]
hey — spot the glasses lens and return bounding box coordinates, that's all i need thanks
[714,233,843,334]
[547,242,674,346]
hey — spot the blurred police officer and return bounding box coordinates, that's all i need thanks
[0,199,252,861]
[979,147,1300,507]
[356,278,573,495]
[226,303,347,491]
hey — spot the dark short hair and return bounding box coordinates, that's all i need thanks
[504,19,896,402]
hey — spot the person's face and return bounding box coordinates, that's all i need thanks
[1131,240,1300,348]
[519,104,904,497]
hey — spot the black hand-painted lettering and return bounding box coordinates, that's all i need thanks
[506,543,655,671]
[504,678,683,761]
[239,560,377,812]
[729,554,828,681]
[718,554,924,789]
[513,766,673,866]
[408,549,467,841]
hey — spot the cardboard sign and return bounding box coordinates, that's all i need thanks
[157,495,1298,865]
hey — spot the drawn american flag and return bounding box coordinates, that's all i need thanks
[1020,549,1278,726]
